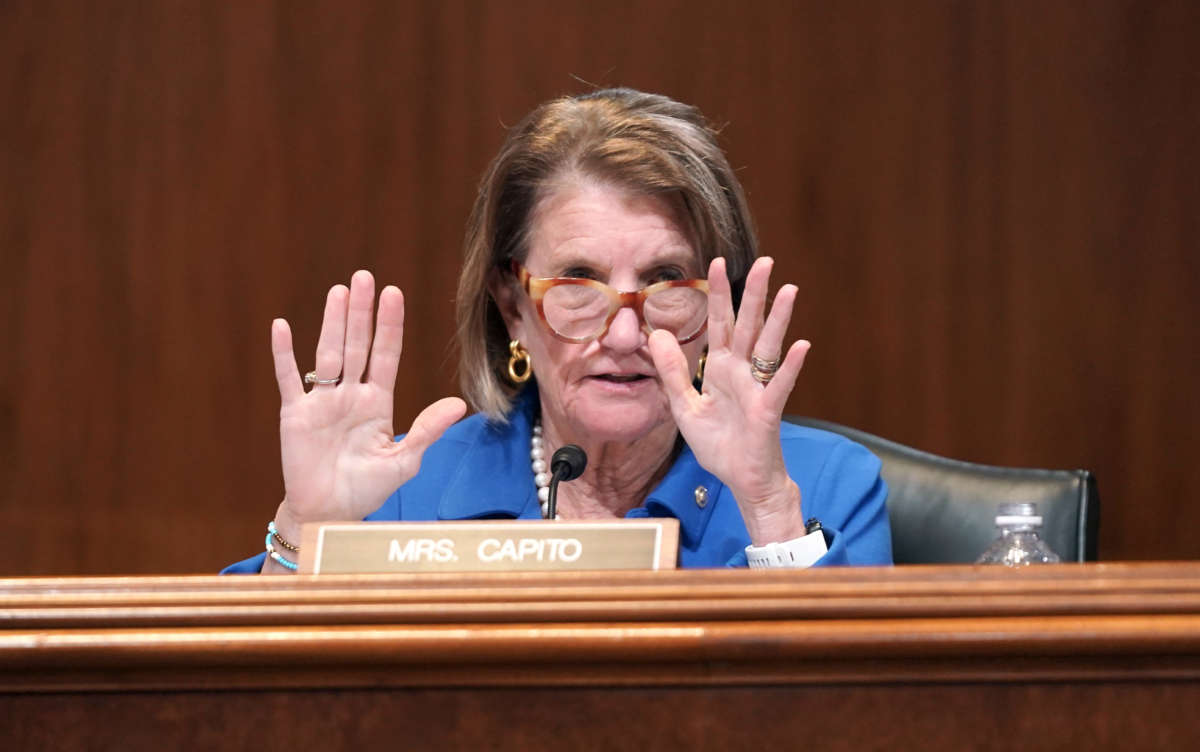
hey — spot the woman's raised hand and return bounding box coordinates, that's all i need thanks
[270,270,466,538]
[648,257,810,545]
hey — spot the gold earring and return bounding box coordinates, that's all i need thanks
[695,349,708,383]
[507,339,532,383]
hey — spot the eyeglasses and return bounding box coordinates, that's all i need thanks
[512,261,710,344]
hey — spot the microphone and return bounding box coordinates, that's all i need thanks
[546,444,587,520]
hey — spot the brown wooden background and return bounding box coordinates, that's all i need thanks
[1,0,1196,575]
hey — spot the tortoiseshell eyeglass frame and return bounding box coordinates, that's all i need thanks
[511,261,710,344]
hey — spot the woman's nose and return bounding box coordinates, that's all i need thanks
[600,306,645,352]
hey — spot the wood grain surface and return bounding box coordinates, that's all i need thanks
[3,564,1200,749]
[4,562,1200,691]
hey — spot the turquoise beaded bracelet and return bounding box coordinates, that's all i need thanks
[268,520,299,552]
[265,524,298,571]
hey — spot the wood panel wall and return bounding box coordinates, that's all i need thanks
[1,0,1196,574]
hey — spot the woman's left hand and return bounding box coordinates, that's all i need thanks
[648,256,810,545]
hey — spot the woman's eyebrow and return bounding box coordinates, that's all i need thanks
[643,247,702,273]
[544,249,606,273]
[544,245,699,274]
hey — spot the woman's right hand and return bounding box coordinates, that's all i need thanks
[269,270,467,545]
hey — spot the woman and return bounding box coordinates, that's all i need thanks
[226,88,891,573]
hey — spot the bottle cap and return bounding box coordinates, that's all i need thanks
[995,502,1042,527]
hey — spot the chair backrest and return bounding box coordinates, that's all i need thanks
[786,417,1100,564]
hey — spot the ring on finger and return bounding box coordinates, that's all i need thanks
[304,370,342,386]
[750,354,781,385]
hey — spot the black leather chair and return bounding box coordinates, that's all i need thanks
[786,417,1100,564]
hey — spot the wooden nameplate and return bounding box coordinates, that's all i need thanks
[297,519,680,574]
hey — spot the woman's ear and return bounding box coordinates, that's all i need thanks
[487,268,523,337]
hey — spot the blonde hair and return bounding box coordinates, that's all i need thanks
[456,88,759,420]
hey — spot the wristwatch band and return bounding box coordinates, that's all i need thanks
[745,525,828,569]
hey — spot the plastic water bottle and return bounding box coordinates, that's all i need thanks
[975,502,1062,566]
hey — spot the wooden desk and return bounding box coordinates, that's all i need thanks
[3,563,1199,749]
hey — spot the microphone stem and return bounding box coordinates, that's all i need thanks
[546,467,567,519]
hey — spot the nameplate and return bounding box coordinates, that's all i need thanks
[297,519,680,574]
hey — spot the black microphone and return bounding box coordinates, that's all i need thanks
[546,444,587,520]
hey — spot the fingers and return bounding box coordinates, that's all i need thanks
[762,339,811,415]
[341,270,376,384]
[730,257,774,358]
[400,397,468,458]
[367,285,405,391]
[705,257,735,351]
[271,318,304,405]
[753,282,797,364]
[719,256,798,390]
[314,284,349,381]
[648,329,700,412]
[305,272,403,393]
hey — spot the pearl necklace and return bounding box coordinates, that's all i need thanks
[530,420,556,519]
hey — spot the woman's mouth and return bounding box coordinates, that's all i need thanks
[591,374,651,384]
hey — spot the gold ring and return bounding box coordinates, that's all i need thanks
[750,355,780,385]
[304,370,341,386]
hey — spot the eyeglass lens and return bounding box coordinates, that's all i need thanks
[541,284,708,341]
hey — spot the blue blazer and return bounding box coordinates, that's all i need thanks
[223,391,892,572]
